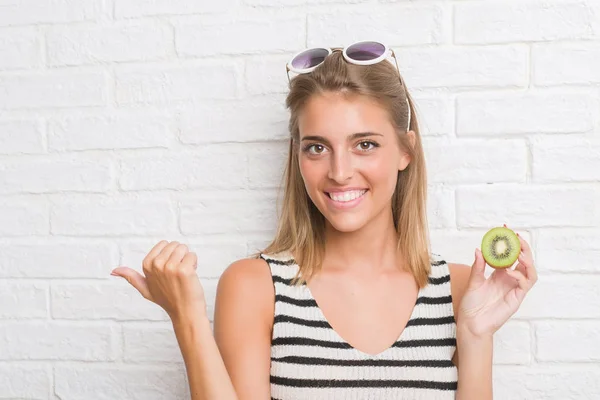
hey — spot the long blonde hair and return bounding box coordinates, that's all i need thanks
[259,50,432,288]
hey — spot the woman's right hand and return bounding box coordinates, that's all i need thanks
[111,240,207,324]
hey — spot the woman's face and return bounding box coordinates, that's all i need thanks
[297,91,412,233]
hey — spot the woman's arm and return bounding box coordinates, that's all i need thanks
[449,263,493,400]
[455,326,493,400]
[449,235,537,400]
[172,315,239,400]
[213,258,275,399]
[111,240,249,400]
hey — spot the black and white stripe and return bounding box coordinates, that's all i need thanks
[261,251,458,400]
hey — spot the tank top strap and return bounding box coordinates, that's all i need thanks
[419,253,456,325]
[259,250,312,300]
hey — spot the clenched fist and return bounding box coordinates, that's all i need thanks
[111,240,207,323]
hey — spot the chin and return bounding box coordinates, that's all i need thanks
[323,213,369,233]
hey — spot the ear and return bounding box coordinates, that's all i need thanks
[397,130,415,171]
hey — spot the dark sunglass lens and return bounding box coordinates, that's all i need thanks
[346,41,386,61]
[291,48,329,69]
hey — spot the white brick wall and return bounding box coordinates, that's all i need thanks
[0,0,598,399]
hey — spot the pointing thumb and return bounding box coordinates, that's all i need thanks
[111,267,152,301]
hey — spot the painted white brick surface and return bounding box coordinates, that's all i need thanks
[1,0,599,398]
[46,21,174,66]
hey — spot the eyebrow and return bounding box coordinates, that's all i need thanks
[300,132,384,143]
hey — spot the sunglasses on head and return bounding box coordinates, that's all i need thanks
[285,40,411,132]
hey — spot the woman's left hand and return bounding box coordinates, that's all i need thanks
[457,226,538,338]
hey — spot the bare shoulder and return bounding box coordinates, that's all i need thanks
[216,257,275,318]
[215,258,275,322]
[447,263,471,316]
[218,257,273,289]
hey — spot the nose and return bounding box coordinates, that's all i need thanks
[327,150,353,183]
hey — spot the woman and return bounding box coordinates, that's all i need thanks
[111,41,537,400]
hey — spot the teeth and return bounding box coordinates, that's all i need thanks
[328,189,366,202]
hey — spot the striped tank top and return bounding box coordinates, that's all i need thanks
[260,251,458,400]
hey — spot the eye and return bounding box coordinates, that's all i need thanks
[356,141,379,151]
[304,143,326,155]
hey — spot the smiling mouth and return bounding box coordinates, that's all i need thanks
[325,189,368,202]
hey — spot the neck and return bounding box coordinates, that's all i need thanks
[322,206,402,274]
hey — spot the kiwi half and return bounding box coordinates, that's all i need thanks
[481,227,521,268]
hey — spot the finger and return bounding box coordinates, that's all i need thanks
[153,241,181,270]
[143,240,170,275]
[469,248,486,286]
[505,268,532,294]
[111,267,153,301]
[178,252,198,275]
[516,234,538,283]
[165,243,189,271]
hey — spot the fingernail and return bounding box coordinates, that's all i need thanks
[110,271,118,276]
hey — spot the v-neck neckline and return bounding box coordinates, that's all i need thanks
[304,277,424,358]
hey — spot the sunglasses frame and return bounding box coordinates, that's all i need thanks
[285,41,411,133]
[286,41,400,79]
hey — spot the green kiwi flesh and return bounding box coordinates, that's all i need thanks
[481,227,521,268]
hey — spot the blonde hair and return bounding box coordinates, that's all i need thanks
[258,50,432,288]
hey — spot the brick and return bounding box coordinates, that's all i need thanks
[0,281,47,318]
[307,5,447,46]
[0,70,108,110]
[494,321,531,365]
[0,119,44,154]
[50,196,177,236]
[537,228,600,273]
[115,0,237,18]
[180,190,279,235]
[0,197,49,236]
[424,139,527,184]
[245,54,290,95]
[513,275,600,319]
[534,42,600,86]
[178,96,288,143]
[427,185,455,229]
[247,0,366,5]
[55,365,188,400]
[47,21,173,66]
[0,0,99,27]
[455,1,597,44]
[0,322,114,361]
[123,323,182,363]
[247,232,277,255]
[456,185,599,228]
[396,45,527,89]
[0,365,49,399]
[51,282,170,321]
[48,113,174,151]
[457,90,599,135]
[536,321,600,362]
[115,63,238,105]
[0,27,39,70]
[0,241,118,278]
[121,239,248,279]
[532,136,600,182]
[0,157,113,194]
[412,96,453,136]
[119,146,248,191]
[175,16,304,57]
[247,140,289,189]
[494,366,600,399]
